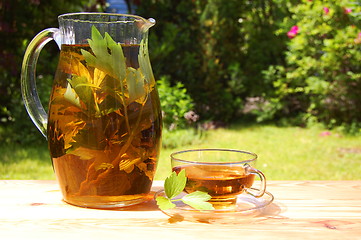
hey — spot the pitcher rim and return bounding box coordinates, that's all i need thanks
[58,12,155,25]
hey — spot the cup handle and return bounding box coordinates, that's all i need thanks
[21,28,60,138]
[245,164,266,198]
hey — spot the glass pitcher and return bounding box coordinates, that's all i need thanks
[21,13,162,208]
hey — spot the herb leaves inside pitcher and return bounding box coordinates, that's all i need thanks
[48,26,162,205]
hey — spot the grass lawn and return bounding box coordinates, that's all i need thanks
[1,123,360,180]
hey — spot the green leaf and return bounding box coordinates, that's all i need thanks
[164,169,187,199]
[63,84,81,108]
[155,171,215,211]
[156,196,176,210]
[126,67,146,103]
[181,191,215,210]
[80,25,147,104]
[67,75,97,113]
[81,26,126,81]
[138,38,155,86]
[97,93,122,116]
[105,32,126,80]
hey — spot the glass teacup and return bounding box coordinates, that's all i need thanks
[171,149,266,209]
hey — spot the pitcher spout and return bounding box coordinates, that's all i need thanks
[138,17,156,32]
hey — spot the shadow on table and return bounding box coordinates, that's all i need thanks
[96,185,287,225]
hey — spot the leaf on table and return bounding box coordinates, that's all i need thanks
[156,171,215,211]
[156,196,176,210]
[181,191,215,210]
[164,170,187,199]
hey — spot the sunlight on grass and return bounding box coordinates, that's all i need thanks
[1,124,360,180]
[183,124,361,180]
[0,159,55,179]
[0,144,54,180]
[155,124,361,180]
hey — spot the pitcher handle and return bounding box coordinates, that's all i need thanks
[21,28,60,138]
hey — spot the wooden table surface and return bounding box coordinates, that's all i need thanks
[0,180,360,240]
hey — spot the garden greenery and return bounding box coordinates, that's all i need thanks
[1,0,360,146]
[137,0,360,134]
[262,0,361,133]
[0,0,105,144]
[137,0,293,123]
[157,76,196,130]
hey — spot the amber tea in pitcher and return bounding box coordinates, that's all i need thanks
[21,13,162,208]
[48,43,161,207]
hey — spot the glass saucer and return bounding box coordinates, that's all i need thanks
[154,188,274,224]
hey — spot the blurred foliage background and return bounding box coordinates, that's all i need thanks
[0,0,106,144]
[0,0,360,147]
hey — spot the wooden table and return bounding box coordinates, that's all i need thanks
[1,180,360,240]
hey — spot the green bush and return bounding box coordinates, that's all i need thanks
[136,0,290,123]
[157,76,196,130]
[2,0,359,146]
[0,0,105,144]
[261,0,361,133]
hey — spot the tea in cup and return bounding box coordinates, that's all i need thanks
[171,149,266,209]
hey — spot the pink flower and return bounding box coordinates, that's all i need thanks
[287,31,297,39]
[319,131,331,137]
[290,26,299,32]
[323,7,329,15]
[344,8,352,14]
[287,25,299,39]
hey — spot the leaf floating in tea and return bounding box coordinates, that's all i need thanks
[67,75,99,114]
[126,67,146,103]
[95,162,114,171]
[81,26,126,81]
[78,25,151,106]
[48,25,162,203]
[138,38,155,86]
[64,84,81,108]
